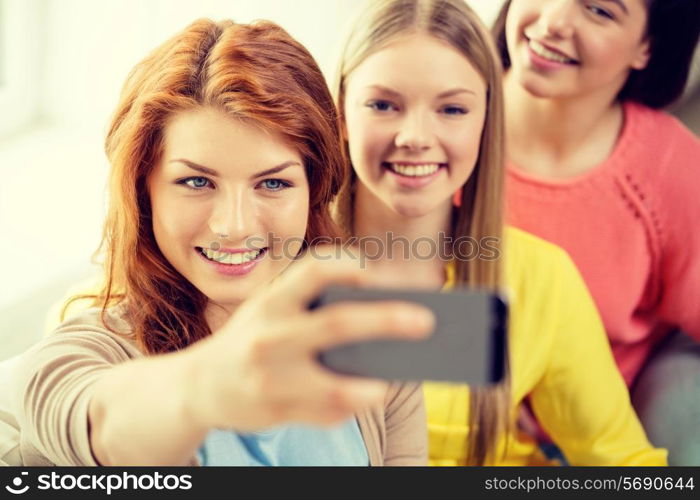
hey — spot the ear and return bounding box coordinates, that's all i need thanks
[631,38,651,70]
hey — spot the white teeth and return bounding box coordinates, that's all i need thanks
[529,40,575,64]
[202,248,262,265]
[389,163,440,177]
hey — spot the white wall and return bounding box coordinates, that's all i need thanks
[37,0,504,129]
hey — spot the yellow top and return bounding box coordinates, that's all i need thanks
[425,227,667,466]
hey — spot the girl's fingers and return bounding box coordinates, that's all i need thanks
[268,246,382,309]
[292,301,435,352]
[241,301,433,371]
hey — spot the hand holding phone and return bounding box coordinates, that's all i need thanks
[309,286,507,385]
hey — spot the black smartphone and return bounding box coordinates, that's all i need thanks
[308,286,507,385]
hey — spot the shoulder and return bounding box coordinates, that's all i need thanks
[503,226,575,283]
[50,304,132,335]
[47,305,138,354]
[625,102,697,140]
[503,229,609,389]
[13,306,141,387]
[619,103,700,240]
[621,102,700,174]
[10,306,140,467]
[51,305,134,338]
[502,226,596,327]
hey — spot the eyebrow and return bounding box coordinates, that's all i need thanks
[169,159,302,179]
[253,161,303,179]
[367,85,476,98]
[437,88,476,98]
[368,85,402,98]
[602,0,628,15]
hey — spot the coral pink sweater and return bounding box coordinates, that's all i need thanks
[505,101,700,387]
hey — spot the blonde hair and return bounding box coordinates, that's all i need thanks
[333,0,510,464]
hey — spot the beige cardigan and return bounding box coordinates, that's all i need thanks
[10,307,427,466]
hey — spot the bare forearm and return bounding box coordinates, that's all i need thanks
[88,350,208,466]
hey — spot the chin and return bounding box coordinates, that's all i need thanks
[523,83,552,99]
[515,68,571,100]
[204,289,248,309]
[392,200,441,219]
[518,74,558,99]
[194,277,257,303]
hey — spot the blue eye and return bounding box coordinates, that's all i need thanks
[366,100,398,112]
[260,179,291,191]
[178,176,212,190]
[441,105,468,116]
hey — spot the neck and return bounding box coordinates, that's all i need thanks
[352,183,453,288]
[504,73,623,176]
[204,301,236,333]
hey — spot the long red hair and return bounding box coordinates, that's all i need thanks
[69,19,346,354]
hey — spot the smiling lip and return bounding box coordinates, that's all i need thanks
[383,162,446,189]
[527,46,575,71]
[387,161,446,165]
[532,38,577,60]
[525,37,579,70]
[196,246,267,276]
[210,247,259,254]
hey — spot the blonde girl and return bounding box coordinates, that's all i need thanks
[333,0,665,465]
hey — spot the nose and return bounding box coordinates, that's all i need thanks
[394,110,434,152]
[539,0,576,39]
[208,188,257,244]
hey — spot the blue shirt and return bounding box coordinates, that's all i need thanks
[197,418,369,466]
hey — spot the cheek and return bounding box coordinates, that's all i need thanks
[152,193,209,250]
[504,10,521,51]
[583,34,638,73]
[262,187,310,240]
[345,113,389,169]
[350,126,392,181]
[505,2,532,42]
[352,127,380,154]
[261,189,309,259]
[445,118,485,175]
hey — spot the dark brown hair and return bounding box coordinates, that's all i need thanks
[492,0,700,108]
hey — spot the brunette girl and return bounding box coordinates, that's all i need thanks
[494,0,700,464]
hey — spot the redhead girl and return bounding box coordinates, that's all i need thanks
[494,0,700,464]
[333,0,666,465]
[10,19,433,466]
